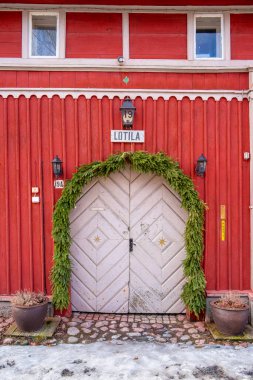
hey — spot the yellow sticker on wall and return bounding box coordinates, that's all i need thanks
[220,205,226,220]
[221,220,226,241]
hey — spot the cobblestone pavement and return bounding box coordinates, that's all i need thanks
[0,313,252,347]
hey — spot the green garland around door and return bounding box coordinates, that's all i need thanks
[51,151,206,316]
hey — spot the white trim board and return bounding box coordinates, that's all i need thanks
[1,5,253,13]
[250,98,253,290]
[0,88,248,101]
[0,59,253,72]
[249,71,253,290]
[122,13,129,60]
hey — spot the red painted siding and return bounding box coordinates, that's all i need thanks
[231,14,253,60]
[0,12,22,58]
[66,13,122,58]
[0,88,250,295]
[130,14,187,59]
[0,71,249,90]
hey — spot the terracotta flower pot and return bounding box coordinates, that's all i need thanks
[210,300,249,335]
[12,300,48,332]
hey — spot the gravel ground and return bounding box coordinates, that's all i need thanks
[0,312,252,348]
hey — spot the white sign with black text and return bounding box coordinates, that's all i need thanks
[111,130,145,143]
[54,180,65,189]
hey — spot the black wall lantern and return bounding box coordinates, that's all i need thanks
[120,97,136,129]
[195,154,207,177]
[52,155,63,178]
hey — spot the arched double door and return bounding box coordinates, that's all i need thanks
[70,167,188,314]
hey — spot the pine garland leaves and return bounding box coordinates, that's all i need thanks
[51,151,206,315]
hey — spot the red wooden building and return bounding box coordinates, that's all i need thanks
[0,0,252,317]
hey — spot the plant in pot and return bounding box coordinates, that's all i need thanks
[210,293,249,336]
[11,291,48,332]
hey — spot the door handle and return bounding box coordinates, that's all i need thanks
[129,238,136,252]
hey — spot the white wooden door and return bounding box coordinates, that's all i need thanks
[70,168,187,313]
[70,169,130,313]
[129,172,187,313]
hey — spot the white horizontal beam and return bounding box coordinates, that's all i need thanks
[0,58,253,72]
[0,87,248,101]
[0,4,253,13]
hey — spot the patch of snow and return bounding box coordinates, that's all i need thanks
[0,342,252,379]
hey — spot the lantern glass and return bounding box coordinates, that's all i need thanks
[120,98,136,128]
[196,154,207,177]
[52,155,63,177]
[121,109,134,126]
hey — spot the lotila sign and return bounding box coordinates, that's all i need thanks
[111,130,145,143]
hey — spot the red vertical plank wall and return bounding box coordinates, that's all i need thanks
[66,13,123,58]
[129,13,187,59]
[0,12,22,58]
[0,87,250,296]
[231,14,253,60]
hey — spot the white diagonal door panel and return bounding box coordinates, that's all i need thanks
[70,167,187,313]
[70,170,130,313]
[129,172,188,313]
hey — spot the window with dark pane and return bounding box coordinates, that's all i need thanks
[32,15,57,57]
[195,17,222,59]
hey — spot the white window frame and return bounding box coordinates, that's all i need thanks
[194,13,224,60]
[29,11,60,58]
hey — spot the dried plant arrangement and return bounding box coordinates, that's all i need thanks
[214,293,248,310]
[12,291,48,307]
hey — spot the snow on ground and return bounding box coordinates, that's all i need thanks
[0,342,253,380]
